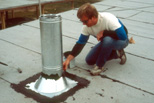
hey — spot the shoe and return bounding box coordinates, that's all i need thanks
[117,49,126,65]
[90,66,104,76]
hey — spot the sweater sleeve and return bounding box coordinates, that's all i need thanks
[115,26,127,40]
[76,34,89,44]
[115,20,128,40]
[71,34,89,57]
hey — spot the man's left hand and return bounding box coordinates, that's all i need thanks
[96,31,104,41]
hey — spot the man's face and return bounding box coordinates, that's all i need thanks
[80,15,97,27]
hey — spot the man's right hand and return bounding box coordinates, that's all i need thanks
[63,59,70,71]
[63,54,74,71]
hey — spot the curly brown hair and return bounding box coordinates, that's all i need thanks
[77,3,98,19]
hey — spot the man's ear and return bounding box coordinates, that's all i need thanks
[92,16,98,23]
[92,16,97,20]
[91,16,95,20]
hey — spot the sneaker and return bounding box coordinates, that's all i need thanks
[90,66,104,76]
[117,49,126,65]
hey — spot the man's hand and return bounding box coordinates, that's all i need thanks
[63,54,74,71]
[96,31,104,41]
[63,59,70,71]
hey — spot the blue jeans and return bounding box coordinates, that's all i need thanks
[85,36,129,67]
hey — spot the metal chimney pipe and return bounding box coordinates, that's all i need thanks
[25,1,77,98]
[40,14,63,76]
[26,14,77,98]
[33,14,68,94]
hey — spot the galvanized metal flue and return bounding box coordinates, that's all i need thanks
[25,0,77,98]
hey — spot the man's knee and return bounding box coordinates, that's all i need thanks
[102,36,113,47]
[85,57,95,65]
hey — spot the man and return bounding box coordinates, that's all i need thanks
[63,3,129,76]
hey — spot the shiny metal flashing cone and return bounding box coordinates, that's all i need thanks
[34,74,68,93]
[26,73,77,98]
[26,14,77,98]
